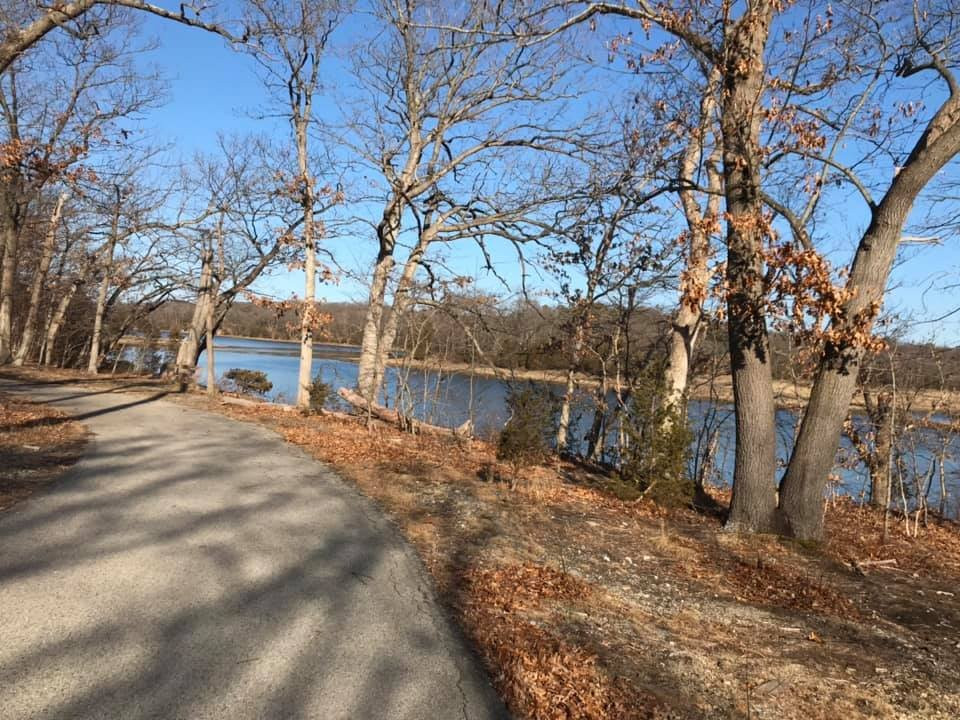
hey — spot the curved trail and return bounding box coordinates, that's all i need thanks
[0,377,506,720]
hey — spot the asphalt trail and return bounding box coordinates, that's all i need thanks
[0,377,507,720]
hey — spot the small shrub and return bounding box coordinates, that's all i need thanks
[223,368,273,397]
[497,384,558,488]
[619,365,693,508]
[307,375,332,415]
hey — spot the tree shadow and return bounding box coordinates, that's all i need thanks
[0,379,506,720]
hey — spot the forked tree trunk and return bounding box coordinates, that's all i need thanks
[43,277,83,366]
[365,231,431,403]
[175,252,213,377]
[720,3,780,534]
[778,103,960,539]
[174,237,280,378]
[662,74,721,414]
[13,192,66,366]
[357,201,402,405]
[356,252,393,404]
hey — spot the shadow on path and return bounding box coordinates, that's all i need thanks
[0,378,506,720]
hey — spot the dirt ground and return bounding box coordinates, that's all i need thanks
[4,367,960,719]
[0,389,88,512]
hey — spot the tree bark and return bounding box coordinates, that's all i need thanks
[13,192,66,366]
[778,101,960,539]
[357,200,402,404]
[205,249,218,397]
[662,75,721,413]
[0,184,21,364]
[174,235,283,376]
[294,116,317,410]
[42,277,83,366]
[556,324,585,453]
[861,388,894,509]
[365,230,431,405]
[87,187,121,374]
[175,251,213,379]
[720,3,780,534]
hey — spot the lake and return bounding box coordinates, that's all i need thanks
[196,336,959,516]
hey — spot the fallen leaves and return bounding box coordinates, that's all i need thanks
[171,385,960,720]
[457,564,656,720]
[0,392,87,511]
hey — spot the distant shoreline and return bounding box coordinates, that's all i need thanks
[217,334,362,350]
[213,334,958,419]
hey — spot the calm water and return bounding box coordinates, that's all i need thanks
[196,336,959,515]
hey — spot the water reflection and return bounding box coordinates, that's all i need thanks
[196,336,959,515]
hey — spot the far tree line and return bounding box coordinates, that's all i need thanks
[146,298,960,396]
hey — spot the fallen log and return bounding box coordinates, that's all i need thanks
[849,557,899,575]
[337,387,473,439]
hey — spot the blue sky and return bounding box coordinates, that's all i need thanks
[127,7,960,345]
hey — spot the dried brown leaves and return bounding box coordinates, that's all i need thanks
[0,392,87,511]
[458,564,656,720]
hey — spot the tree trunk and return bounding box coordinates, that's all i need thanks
[13,192,66,366]
[357,201,402,405]
[778,96,960,541]
[556,365,578,453]
[720,4,780,534]
[175,252,213,378]
[42,278,83,366]
[206,220,226,398]
[205,253,218,397]
[174,236,278,378]
[556,324,585,453]
[863,389,894,509]
[0,188,20,364]
[584,382,608,463]
[87,187,121,374]
[365,231,431,403]
[295,118,317,410]
[662,73,721,413]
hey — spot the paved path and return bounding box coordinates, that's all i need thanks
[0,377,507,720]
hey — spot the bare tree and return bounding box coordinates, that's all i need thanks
[173,136,301,376]
[538,0,960,539]
[774,1,960,539]
[340,0,580,406]
[0,8,164,363]
[11,191,67,365]
[0,0,246,76]
[242,0,343,408]
[661,70,723,414]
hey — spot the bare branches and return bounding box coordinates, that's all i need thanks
[0,0,248,76]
